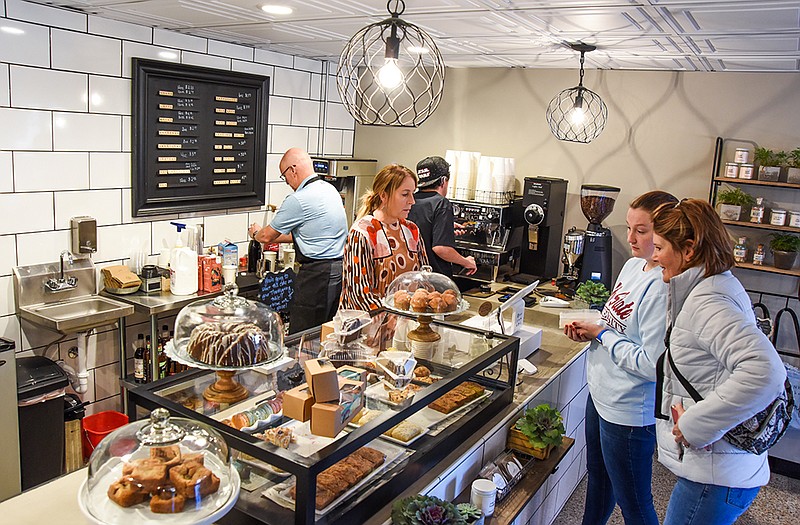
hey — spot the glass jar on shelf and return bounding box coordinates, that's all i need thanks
[733,237,748,263]
[753,244,766,266]
[750,197,765,224]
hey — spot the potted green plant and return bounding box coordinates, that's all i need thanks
[574,280,610,310]
[769,232,800,270]
[391,494,466,525]
[716,187,756,221]
[787,148,800,184]
[507,404,565,460]
[754,146,782,182]
[455,503,483,525]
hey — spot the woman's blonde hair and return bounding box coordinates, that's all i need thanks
[356,164,417,219]
[652,198,735,277]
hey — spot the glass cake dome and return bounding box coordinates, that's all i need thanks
[80,408,240,524]
[384,266,467,315]
[172,284,284,369]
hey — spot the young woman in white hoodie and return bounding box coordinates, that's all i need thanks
[564,190,678,525]
[651,199,786,525]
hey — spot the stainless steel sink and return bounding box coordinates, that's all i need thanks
[19,296,133,333]
[13,258,134,334]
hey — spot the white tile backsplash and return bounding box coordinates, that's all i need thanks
[308,128,320,156]
[326,101,355,130]
[90,152,131,189]
[54,112,121,152]
[14,151,89,191]
[89,15,151,43]
[255,48,293,68]
[16,229,70,267]
[203,213,249,246]
[89,76,131,115]
[121,116,131,152]
[55,189,122,228]
[6,0,86,31]
[326,75,342,104]
[95,222,151,263]
[0,63,9,106]
[181,51,231,71]
[0,19,50,68]
[52,30,122,76]
[0,275,13,316]
[293,56,323,74]
[273,67,311,98]
[323,129,343,156]
[270,125,310,155]
[343,130,355,155]
[232,59,273,78]
[208,39,253,61]
[291,98,321,127]
[310,73,322,101]
[122,41,180,77]
[0,192,53,235]
[0,314,21,347]
[93,362,121,401]
[270,96,292,125]
[557,352,586,409]
[0,151,12,192]
[0,235,17,276]
[268,180,293,208]
[154,28,205,53]
[10,65,88,112]
[0,107,52,150]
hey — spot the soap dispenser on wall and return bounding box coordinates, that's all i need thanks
[71,216,97,254]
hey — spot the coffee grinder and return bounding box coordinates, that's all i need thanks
[576,184,620,289]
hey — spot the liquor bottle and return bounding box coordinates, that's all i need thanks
[247,229,262,273]
[750,197,765,224]
[157,327,168,380]
[733,237,748,263]
[133,333,146,383]
[753,244,766,266]
[145,335,152,382]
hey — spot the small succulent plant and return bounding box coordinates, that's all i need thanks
[456,503,482,523]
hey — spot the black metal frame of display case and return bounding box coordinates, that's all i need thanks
[124,311,519,525]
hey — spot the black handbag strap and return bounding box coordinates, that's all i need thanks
[666,343,704,403]
[654,323,704,421]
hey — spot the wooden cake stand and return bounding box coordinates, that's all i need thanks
[204,370,249,404]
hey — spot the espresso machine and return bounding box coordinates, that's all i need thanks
[575,184,620,289]
[513,177,568,284]
[311,157,377,225]
[452,199,524,284]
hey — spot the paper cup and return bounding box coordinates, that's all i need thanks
[222,264,237,285]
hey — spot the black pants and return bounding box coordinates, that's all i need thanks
[289,259,342,334]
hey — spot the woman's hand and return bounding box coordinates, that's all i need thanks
[671,403,691,448]
[563,320,602,342]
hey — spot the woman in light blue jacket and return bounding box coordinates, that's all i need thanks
[651,199,786,525]
[564,190,677,525]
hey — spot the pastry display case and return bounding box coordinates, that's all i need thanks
[124,309,519,525]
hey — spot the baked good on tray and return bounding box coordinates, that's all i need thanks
[187,321,271,366]
[428,381,485,414]
[288,447,386,510]
[107,449,220,514]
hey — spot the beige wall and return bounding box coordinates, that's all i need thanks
[354,68,800,349]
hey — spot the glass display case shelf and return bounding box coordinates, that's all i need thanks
[125,309,519,525]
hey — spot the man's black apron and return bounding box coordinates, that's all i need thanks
[289,176,343,334]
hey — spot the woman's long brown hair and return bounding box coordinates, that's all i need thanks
[356,164,417,219]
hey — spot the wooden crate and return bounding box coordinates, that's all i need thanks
[507,427,554,460]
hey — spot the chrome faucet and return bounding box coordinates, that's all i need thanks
[45,250,79,292]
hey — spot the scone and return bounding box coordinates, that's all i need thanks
[149,485,186,513]
[169,463,221,500]
[107,477,148,507]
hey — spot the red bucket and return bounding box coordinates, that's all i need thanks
[82,410,129,459]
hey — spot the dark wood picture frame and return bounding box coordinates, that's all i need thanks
[132,58,269,216]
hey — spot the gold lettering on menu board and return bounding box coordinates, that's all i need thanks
[159,104,173,109]
[215,96,238,102]
[229,179,242,184]
[233,133,245,138]
[158,169,191,175]
[158,90,174,96]
[158,182,168,188]
[214,168,226,174]
[158,130,180,136]
[213,179,230,185]
[158,156,178,162]
[215,132,233,138]
[159,117,173,123]
[158,144,182,149]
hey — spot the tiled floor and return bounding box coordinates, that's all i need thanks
[553,456,800,525]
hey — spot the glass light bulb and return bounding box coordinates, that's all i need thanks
[377,59,403,90]
[569,106,586,126]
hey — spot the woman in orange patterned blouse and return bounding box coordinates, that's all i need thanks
[339,164,429,312]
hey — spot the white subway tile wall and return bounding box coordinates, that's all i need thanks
[0,2,354,414]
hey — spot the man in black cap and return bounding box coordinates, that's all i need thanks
[408,156,476,277]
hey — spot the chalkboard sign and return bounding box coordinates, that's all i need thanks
[132,58,269,216]
[258,267,296,314]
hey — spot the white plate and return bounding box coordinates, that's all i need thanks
[261,419,348,458]
[78,454,240,525]
[348,414,429,447]
[263,439,406,517]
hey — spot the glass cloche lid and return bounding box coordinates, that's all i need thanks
[81,408,240,523]
[172,284,284,368]
[384,266,467,314]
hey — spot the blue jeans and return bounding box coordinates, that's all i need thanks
[664,477,759,525]
[582,395,658,525]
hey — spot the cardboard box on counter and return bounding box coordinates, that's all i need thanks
[337,365,367,383]
[283,384,314,422]
[303,358,340,403]
[310,379,365,438]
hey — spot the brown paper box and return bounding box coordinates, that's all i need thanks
[310,379,365,438]
[303,358,340,403]
[337,365,367,383]
[283,384,314,422]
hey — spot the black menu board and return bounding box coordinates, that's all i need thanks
[132,58,269,216]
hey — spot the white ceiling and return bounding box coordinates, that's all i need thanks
[24,0,800,72]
